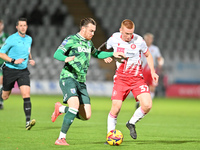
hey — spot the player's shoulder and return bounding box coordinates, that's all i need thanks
[150,44,160,51]
[25,34,32,41]
[5,32,16,41]
[110,32,121,39]
[4,32,9,38]
[132,33,144,42]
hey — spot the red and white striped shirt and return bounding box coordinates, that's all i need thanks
[106,32,148,78]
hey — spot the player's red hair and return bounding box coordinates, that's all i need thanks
[121,19,135,29]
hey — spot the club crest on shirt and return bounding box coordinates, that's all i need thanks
[87,41,91,47]
[62,39,68,46]
[71,88,76,94]
[130,44,136,49]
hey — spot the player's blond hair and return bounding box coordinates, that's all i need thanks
[121,19,135,29]
[143,33,154,39]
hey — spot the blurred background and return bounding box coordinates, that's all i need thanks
[0,0,200,98]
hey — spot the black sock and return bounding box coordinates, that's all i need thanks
[0,88,3,103]
[23,98,31,122]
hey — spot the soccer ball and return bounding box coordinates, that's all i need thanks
[106,129,123,146]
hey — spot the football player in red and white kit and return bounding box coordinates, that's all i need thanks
[136,33,164,108]
[104,19,159,141]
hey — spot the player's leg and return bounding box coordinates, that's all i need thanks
[0,68,15,109]
[18,70,35,130]
[127,93,152,139]
[149,85,156,99]
[55,96,79,145]
[107,100,122,133]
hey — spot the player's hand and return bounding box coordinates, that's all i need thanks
[113,52,125,59]
[14,58,25,64]
[29,59,35,66]
[65,56,75,63]
[151,71,159,83]
[104,57,113,63]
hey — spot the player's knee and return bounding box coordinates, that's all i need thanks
[85,114,91,120]
[2,95,9,100]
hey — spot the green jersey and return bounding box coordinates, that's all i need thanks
[0,32,9,64]
[54,33,114,82]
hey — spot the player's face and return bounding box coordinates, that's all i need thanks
[144,36,153,47]
[120,26,134,42]
[0,22,4,33]
[16,21,28,37]
[82,23,96,40]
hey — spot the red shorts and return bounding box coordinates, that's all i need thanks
[111,75,150,101]
[142,65,158,86]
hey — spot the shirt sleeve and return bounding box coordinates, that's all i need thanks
[106,36,113,49]
[0,37,12,53]
[54,37,73,61]
[91,47,114,59]
[141,40,148,54]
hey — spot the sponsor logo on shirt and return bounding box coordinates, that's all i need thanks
[78,47,91,53]
[117,47,125,53]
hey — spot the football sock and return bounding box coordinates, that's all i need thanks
[58,131,67,139]
[60,107,78,134]
[135,101,140,109]
[150,92,155,99]
[60,106,86,120]
[0,88,3,103]
[129,106,146,125]
[107,112,117,133]
[23,98,31,122]
[59,105,66,113]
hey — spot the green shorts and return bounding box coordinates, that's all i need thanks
[59,77,90,104]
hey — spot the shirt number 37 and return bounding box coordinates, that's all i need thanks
[139,85,149,92]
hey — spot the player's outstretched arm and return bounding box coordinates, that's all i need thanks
[113,52,125,58]
[104,57,113,63]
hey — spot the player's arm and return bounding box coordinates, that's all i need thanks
[157,56,164,69]
[54,38,75,63]
[54,49,75,63]
[0,39,24,64]
[29,53,35,66]
[144,50,159,83]
[99,44,114,63]
[92,48,125,59]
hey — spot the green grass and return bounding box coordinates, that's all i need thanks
[0,95,200,150]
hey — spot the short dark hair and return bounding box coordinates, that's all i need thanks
[16,18,27,26]
[80,18,96,29]
[0,19,4,24]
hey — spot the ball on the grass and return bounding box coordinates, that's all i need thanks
[106,129,123,146]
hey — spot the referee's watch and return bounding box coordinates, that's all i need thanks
[11,58,16,64]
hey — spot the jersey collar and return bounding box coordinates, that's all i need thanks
[76,33,87,41]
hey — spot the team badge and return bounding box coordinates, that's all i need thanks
[61,39,68,46]
[112,90,117,96]
[88,41,91,47]
[130,44,136,49]
[71,88,76,94]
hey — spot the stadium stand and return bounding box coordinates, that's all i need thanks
[0,0,200,86]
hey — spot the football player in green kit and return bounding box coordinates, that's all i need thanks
[51,18,125,145]
[0,19,9,109]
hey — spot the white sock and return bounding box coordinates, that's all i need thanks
[58,131,66,139]
[129,107,146,125]
[107,112,117,133]
[150,92,155,99]
[59,105,66,113]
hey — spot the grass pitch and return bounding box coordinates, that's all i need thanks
[0,95,200,150]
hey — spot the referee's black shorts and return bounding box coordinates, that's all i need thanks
[2,66,30,91]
